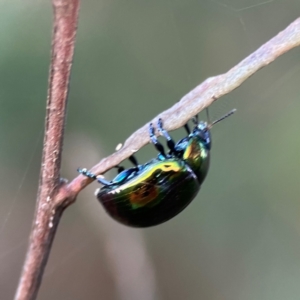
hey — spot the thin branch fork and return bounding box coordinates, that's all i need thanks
[15,11,300,300]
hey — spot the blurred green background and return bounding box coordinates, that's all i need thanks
[1,0,300,299]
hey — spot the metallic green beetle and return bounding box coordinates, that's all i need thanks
[78,109,235,227]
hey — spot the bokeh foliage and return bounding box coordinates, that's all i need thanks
[0,0,300,299]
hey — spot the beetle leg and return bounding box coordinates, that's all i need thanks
[78,168,111,186]
[111,167,137,185]
[129,155,139,167]
[184,123,191,135]
[77,168,97,179]
[149,123,167,158]
[114,155,138,175]
[114,166,125,174]
[97,176,112,186]
[157,118,176,153]
[192,114,199,125]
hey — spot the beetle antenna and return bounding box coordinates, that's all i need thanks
[206,107,210,124]
[209,109,236,128]
[192,114,198,125]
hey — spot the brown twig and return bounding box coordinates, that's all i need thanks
[69,17,300,194]
[14,1,80,300]
[15,12,300,300]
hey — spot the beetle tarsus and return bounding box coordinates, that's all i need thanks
[78,168,111,186]
[149,122,167,158]
[78,168,97,180]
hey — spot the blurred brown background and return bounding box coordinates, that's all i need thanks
[1,0,300,299]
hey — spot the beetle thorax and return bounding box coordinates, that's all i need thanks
[193,122,211,150]
[182,134,210,184]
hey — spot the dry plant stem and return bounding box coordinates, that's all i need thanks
[14,1,80,300]
[69,17,300,193]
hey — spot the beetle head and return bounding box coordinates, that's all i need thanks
[194,122,211,150]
